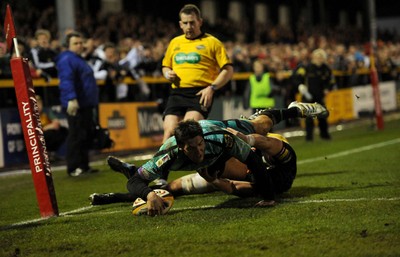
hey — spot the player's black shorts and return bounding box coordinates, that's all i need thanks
[267,142,297,194]
[163,88,213,118]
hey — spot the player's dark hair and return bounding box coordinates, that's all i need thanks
[179,4,202,19]
[174,120,203,147]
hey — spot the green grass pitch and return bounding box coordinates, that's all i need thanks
[1,118,399,257]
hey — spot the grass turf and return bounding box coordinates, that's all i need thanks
[0,118,399,257]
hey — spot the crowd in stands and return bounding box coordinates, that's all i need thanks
[0,5,399,108]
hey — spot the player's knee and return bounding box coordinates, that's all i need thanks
[251,116,273,135]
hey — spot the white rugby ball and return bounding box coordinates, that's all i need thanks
[132,189,174,216]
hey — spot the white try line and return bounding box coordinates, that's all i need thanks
[2,206,94,228]
[297,138,400,165]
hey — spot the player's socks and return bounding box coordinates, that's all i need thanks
[248,108,299,125]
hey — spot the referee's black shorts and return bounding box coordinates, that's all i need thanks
[163,88,213,118]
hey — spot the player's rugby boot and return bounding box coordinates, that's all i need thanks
[288,101,329,119]
[107,156,136,179]
[89,193,118,205]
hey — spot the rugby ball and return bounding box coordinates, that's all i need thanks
[132,189,174,216]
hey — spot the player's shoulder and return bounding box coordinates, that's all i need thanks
[199,119,213,126]
[160,136,178,150]
[169,35,186,44]
[200,120,223,134]
[203,33,223,44]
[203,33,218,40]
[202,123,233,147]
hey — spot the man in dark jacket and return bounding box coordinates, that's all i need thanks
[292,48,334,141]
[56,31,99,176]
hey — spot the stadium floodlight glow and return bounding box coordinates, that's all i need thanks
[3,4,59,218]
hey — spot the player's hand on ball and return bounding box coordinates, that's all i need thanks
[132,189,174,216]
[146,191,167,216]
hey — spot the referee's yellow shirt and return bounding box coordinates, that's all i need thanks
[162,33,231,88]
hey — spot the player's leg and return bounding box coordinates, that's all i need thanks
[220,157,251,180]
[165,173,218,197]
[318,117,331,140]
[107,156,136,179]
[248,101,329,124]
[162,91,191,142]
[247,115,274,135]
[250,135,284,157]
[263,142,297,194]
[163,114,181,142]
[218,102,327,136]
[305,116,314,141]
[89,156,137,205]
[206,159,256,197]
[212,158,257,197]
[184,110,205,121]
[89,192,135,205]
[158,114,184,185]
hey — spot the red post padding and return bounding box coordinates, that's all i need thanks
[370,66,384,130]
[11,57,59,217]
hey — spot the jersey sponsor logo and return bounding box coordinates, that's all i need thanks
[156,153,171,167]
[175,52,201,64]
[224,134,234,149]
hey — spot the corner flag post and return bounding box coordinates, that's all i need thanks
[368,0,384,130]
[4,4,59,217]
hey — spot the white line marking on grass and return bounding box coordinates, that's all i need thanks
[59,206,93,216]
[298,138,400,165]
[3,206,94,228]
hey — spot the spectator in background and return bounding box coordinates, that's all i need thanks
[244,60,277,113]
[0,39,42,107]
[230,43,252,95]
[347,44,369,86]
[377,44,397,81]
[332,44,349,88]
[118,38,150,101]
[96,42,127,102]
[56,31,99,177]
[82,37,102,67]
[0,42,12,79]
[292,48,334,141]
[82,38,127,102]
[36,95,68,161]
[30,29,58,79]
